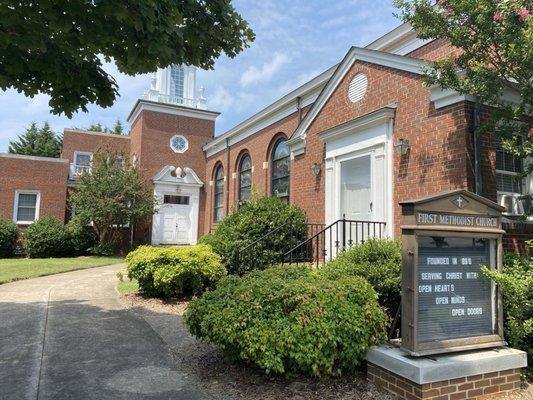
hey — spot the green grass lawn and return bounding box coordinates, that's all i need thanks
[0,256,124,284]
[117,276,139,294]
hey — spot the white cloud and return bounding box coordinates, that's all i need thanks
[240,52,290,87]
[208,86,235,111]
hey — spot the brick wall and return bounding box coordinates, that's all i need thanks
[296,60,474,237]
[61,129,131,162]
[203,106,311,234]
[368,363,523,400]
[502,220,533,256]
[408,39,462,62]
[0,154,69,223]
[130,108,215,240]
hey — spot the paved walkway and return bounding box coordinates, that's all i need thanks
[0,264,212,400]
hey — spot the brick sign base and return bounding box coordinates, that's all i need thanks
[368,363,523,400]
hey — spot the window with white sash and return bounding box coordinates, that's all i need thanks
[14,190,40,224]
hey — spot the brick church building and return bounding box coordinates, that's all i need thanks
[0,23,531,253]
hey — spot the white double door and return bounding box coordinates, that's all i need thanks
[161,205,191,245]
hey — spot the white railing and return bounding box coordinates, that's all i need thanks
[141,90,207,109]
[69,163,91,179]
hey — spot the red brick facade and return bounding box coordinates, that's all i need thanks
[1,34,531,250]
[129,107,217,241]
[0,154,69,223]
[368,363,524,400]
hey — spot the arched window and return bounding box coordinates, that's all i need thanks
[238,154,252,203]
[271,139,290,201]
[213,164,224,222]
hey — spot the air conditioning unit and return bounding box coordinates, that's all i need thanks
[497,193,524,215]
[519,194,533,215]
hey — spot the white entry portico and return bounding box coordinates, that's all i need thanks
[321,106,395,238]
[151,166,203,245]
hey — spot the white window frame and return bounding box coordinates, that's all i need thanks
[13,190,41,225]
[73,151,93,176]
[495,145,525,215]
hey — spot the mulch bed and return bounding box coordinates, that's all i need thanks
[120,292,532,400]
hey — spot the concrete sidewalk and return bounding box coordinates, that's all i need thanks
[0,264,213,400]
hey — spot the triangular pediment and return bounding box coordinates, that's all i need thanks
[152,165,203,187]
[400,189,505,215]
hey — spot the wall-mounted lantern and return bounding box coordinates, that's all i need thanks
[310,162,321,176]
[394,138,410,156]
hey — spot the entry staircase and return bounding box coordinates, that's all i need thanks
[234,217,386,271]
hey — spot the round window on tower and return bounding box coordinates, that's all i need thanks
[170,135,189,153]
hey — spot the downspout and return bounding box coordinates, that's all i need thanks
[472,96,482,195]
[296,96,302,122]
[225,137,231,216]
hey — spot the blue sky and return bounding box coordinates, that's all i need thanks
[0,0,400,152]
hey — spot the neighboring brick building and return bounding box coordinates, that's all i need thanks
[1,22,531,251]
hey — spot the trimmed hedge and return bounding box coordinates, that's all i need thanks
[199,196,307,275]
[320,239,402,320]
[24,216,70,258]
[0,216,18,258]
[126,244,226,297]
[66,219,97,256]
[184,265,387,376]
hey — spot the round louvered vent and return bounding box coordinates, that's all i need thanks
[348,73,368,103]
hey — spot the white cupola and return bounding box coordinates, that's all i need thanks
[143,65,207,110]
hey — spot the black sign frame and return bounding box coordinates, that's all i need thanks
[400,190,506,357]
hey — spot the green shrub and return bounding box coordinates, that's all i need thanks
[126,244,226,297]
[320,239,402,320]
[0,216,18,258]
[24,216,70,258]
[66,219,97,256]
[199,196,307,275]
[482,249,532,375]
[184,265,387,376]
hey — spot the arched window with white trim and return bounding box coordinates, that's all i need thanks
[213,164,224,222]
[271,139,290,201]
[238,153,252,203]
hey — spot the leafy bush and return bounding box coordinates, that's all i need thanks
[482,248,532,375]
[24,216,70,258]
[320,239,402,320]
[0,216,18,258]
[66,219,97,256]
[126,244,226,297]
[184,265,387,376]
[199,196,307,275]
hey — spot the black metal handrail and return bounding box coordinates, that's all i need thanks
[233,220,325,273]
[283,216,386,268]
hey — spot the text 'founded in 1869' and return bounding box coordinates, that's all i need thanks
[416,212,498,228]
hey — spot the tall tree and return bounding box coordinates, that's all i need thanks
[87,123,108,133]
[112,120,124,135]
[9,122,62,158]
[395,0,532,174]
[0,1,254,117]
[70,150,155,249]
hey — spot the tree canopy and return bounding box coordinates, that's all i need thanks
[395,0,532,173]
[0,1,255,117]
[69,150,155,250]
[8,122,62,158]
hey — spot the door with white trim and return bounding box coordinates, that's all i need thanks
[339,154,372,221]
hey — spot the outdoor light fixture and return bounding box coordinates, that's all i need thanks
[394,138,410,155]
[310,162,321,176]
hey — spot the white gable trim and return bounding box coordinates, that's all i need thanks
[127,99,220,126]
[152,165,204,187]
[365,22,431,56]
[203,65,336,158]
[319,105,397,143]
[288,47,425,156]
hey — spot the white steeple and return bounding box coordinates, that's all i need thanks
[143,65,206,109]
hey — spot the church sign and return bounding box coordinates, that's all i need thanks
[400,190,506,356]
